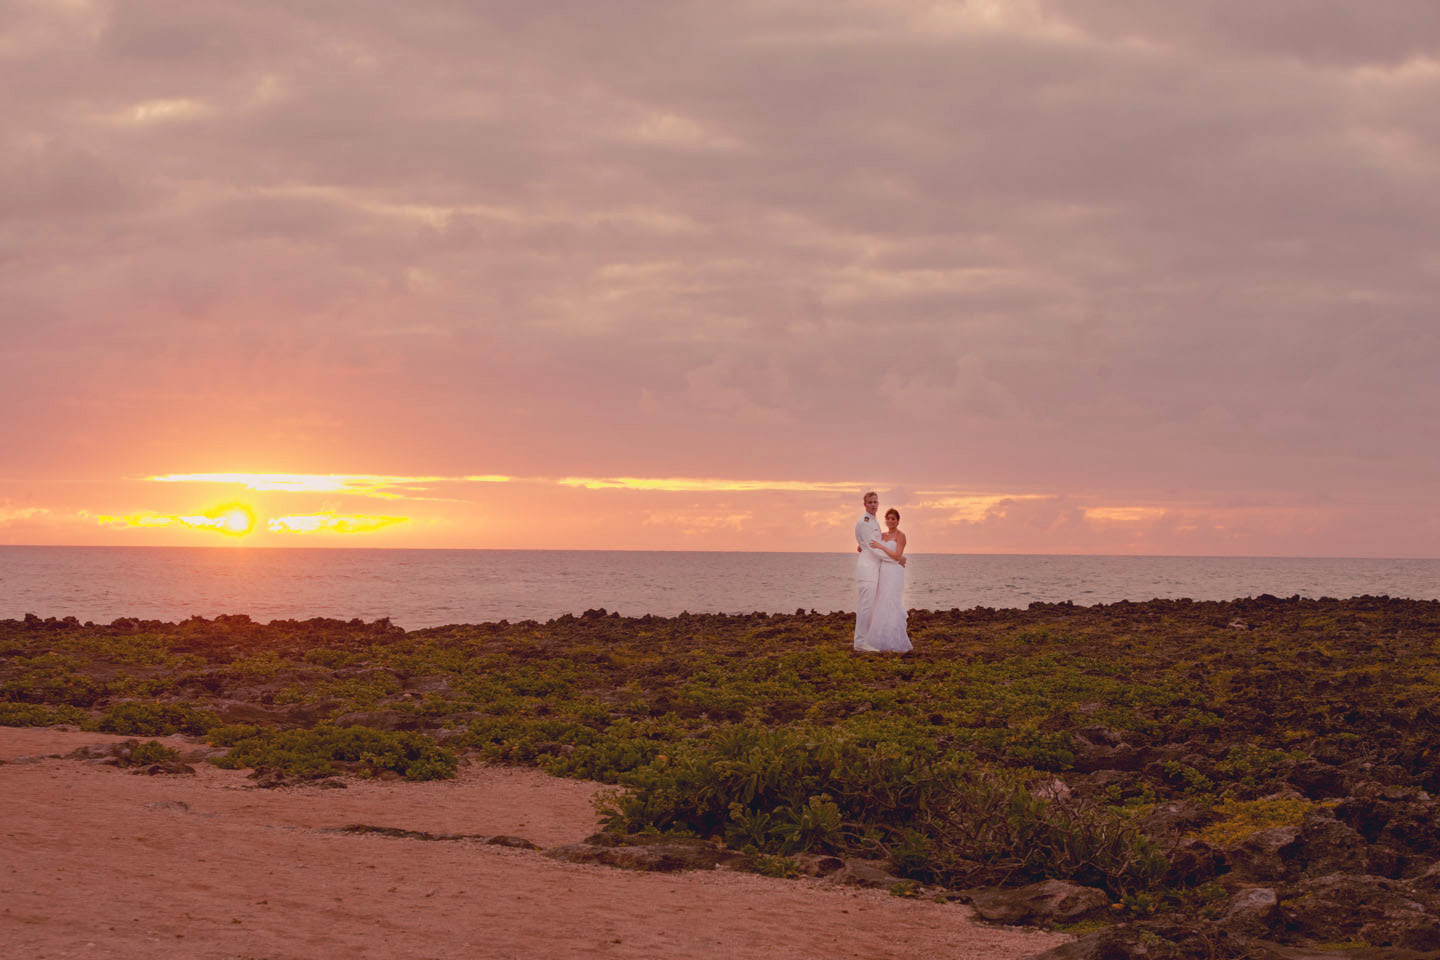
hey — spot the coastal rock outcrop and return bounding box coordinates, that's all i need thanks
[832,858,901,889]
[1277,872,1440,950]
[968,880,1110,924]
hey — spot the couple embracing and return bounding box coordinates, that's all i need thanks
[853,490,912,653]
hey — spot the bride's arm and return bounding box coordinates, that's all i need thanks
[870,533,908,565]
[868,538,902,560]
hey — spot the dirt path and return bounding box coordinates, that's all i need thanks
[2,728,1069,960]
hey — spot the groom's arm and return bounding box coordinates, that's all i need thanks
[855,516,884,561]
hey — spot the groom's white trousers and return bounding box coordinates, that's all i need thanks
[854,576,879,649]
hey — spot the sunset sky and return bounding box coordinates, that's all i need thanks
[2,1,1437,556]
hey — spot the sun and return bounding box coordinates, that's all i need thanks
[205,502,257,537]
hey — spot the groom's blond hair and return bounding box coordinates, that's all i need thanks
[863,490,877,499]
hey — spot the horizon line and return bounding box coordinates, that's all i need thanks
[1,543,1436,562]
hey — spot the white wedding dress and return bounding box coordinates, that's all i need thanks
[866,540,912,652]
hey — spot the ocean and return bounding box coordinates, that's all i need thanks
[1,546,1436,629]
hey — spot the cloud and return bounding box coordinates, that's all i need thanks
[2,0,1438,555]
[267,512,409,534]
[147,473,509,499]
[557,476,862,493]
[0,505,51,526]
[95,503,255,537]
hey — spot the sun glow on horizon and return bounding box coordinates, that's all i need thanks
[96,502,256,537]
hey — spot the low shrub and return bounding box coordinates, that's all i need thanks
[599,724,1164,896]
[130,740,181,764]
[1192,798,1323,847]
[0,702,89,727]
[753,853,802,878]
[212,725,457,781]
[207,723,266,746]
[97,701,220,736]
[0,653,107,706]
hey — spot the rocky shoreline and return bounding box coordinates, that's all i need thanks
[4,596,1440,958]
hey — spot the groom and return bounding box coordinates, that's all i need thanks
[854,490,903,650]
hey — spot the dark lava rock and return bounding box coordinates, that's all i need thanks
[1277,872,1440,950]
[968,879,1110,924]
[247,767,298,789]
[341,824,463,840]
[790,852,845,877]
[1135,800,1214,837]
[1222,886,1278,937]
[143,800,190,812]
[337,824,538,847]
[208,698,340,727]
[66,743,121,760]
[1075,725,1127,747]
[331,710,425,732]
[1225,826,1300,881]
[546,837,723,872]
[132,761,196,775]
[1411,860,1440,895]
[1286,759,1350,799]
[833,858,901,888]
[1073,741,1143,774]
[1164,837,1226,884]
[1028,924,1158,959]
[1333,793,1440,878]
[485,835,540,850]
[1286,813,1368,879]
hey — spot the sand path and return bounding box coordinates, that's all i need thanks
[1,728,1069,960]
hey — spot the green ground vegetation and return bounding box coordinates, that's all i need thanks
[4,598,1440,903]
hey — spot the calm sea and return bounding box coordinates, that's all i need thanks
[1,546,1436,629]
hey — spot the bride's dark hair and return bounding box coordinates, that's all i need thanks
[885,508,900,521]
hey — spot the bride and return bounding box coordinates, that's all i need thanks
[866,508,912,652]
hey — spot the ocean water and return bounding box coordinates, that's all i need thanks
[1,546,1436,629]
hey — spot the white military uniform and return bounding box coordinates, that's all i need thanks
[854,511,887,649]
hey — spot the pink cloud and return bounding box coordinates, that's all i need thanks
[1,1,1436,556]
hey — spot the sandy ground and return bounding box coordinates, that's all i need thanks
[2,728,1070,960]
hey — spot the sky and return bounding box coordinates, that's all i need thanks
[2,0,1438,556]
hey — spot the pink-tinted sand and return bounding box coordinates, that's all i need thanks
[2,728,1069,959]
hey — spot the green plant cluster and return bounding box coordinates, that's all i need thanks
[129,739,181,764]
[210,725,458,781]
[6,596,1440,928]
[0,701,89,727]
[97,701,220,736]
[598,724,1164,896]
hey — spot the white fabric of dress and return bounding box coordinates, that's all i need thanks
[853,512,887,650]
[866,539,912,652]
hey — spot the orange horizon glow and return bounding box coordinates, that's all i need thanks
[0,469,1414,557]
[267,512,410,534]
[95,502,257,538]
